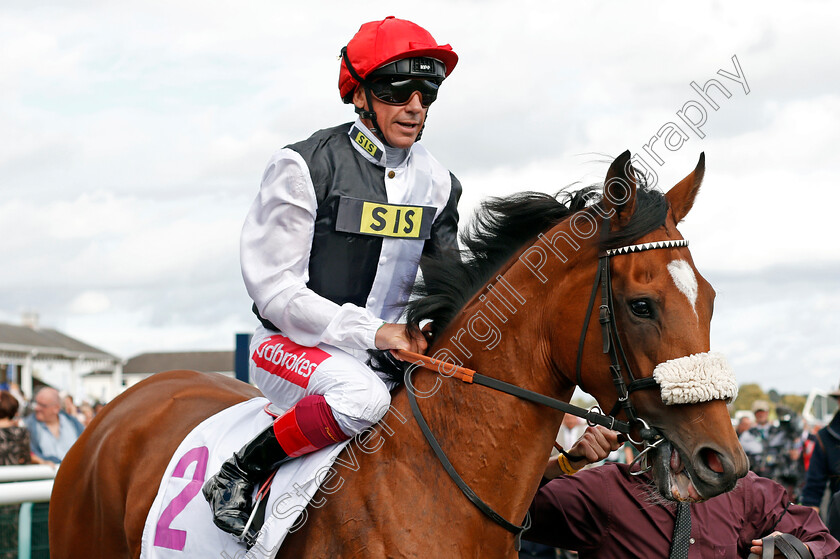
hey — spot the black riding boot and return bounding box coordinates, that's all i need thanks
[202,424,291,538]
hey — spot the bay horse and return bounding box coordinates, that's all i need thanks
[50,151,748,558]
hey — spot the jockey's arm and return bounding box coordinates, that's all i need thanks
[241,150,386,351]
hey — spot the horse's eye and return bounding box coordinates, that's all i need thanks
[630,299,653,318]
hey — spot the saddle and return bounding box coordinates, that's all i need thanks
[747,533,811,559]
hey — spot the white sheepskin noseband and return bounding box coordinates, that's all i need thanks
[652,352,737,405]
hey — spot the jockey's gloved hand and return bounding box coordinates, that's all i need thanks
[377,323,428,356]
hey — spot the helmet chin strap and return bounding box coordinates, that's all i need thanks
[353,94,392,148]
[342,47,392,147]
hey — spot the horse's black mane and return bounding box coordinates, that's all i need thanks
[407,181,667,334]
[368,179,669,382]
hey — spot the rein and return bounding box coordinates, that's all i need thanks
[396,233,692,548]
[396,350,633,434]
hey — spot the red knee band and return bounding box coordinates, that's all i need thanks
[273,395,350,458]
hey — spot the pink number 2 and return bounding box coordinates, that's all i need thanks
[154,446,210,551]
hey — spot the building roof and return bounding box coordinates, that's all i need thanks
[124,351,234,375]
[0,321,117,361]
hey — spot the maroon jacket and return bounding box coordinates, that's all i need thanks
[527,463,840,558]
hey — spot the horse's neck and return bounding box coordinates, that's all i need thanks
[396,308,572,527]
[283,230,591,556]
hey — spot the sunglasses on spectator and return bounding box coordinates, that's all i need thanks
[369,77,440,107]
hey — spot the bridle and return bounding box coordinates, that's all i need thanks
[398,230,691,549]
[573,236,690,473]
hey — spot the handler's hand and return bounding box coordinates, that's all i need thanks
[748,532,811,558]
[567,426,622,464]
[544,426,622,479]
[750,531,781,557]
[375,323,428,355]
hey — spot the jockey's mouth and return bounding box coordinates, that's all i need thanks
[397,120,421,130]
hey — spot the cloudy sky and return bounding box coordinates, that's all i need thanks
[1,1,838,395]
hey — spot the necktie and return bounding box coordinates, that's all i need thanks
[669,501,691,559]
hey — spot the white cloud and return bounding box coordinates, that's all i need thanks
[68,291,111,314]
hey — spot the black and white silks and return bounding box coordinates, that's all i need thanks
[241,118,461,358]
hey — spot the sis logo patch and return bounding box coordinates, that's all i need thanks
[336,196,435,239]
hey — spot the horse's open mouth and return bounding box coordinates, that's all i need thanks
[655,441,705,502]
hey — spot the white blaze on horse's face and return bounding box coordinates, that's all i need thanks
[667,260,698,317]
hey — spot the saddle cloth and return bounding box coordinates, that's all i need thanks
[139,397,351,559]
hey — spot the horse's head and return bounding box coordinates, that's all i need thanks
[402,150,747,505]
[562,151,748,502]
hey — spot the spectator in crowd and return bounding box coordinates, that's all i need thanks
[62,393,94,425]
[78,401,96,427]
[0,392,33,559]
[802,422,821,474]
[0,389,30,466]
[23,386,84,465]
[739,400,804,501]
[737,415,755,436]
[61,393,78,418]
[802,386,840,524]
[739,399,773,456]
[0,382,24,410]
[525,426,840,558]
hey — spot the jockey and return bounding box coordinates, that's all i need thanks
[202,16,462,539]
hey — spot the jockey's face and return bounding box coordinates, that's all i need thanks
[353,87,427,149]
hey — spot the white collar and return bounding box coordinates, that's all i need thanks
[347,118,411,168]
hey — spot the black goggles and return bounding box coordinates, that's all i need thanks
[369,77,440,107]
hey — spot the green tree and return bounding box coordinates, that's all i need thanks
[732,383,768,415]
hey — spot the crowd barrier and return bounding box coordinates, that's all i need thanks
[0,465,55,559]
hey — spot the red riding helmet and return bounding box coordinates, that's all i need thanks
[339,16,458,103]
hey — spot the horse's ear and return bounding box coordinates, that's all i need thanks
[602,150,637,229]
[666,153,706,223]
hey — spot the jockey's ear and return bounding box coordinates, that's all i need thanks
[601,150,637,230]
[666,153,705,223]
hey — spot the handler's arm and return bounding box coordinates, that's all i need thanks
[544,425,622,479]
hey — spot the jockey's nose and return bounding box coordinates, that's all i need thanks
[405,91,424,111]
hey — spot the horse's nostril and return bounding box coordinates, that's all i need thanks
[701,448,725,474]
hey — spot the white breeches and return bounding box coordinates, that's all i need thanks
[249,325,394,436]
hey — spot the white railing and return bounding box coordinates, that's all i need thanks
[0,465,57,483]
[0,465,56,505]
[0,479,53,505]
[1,465,57,559]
